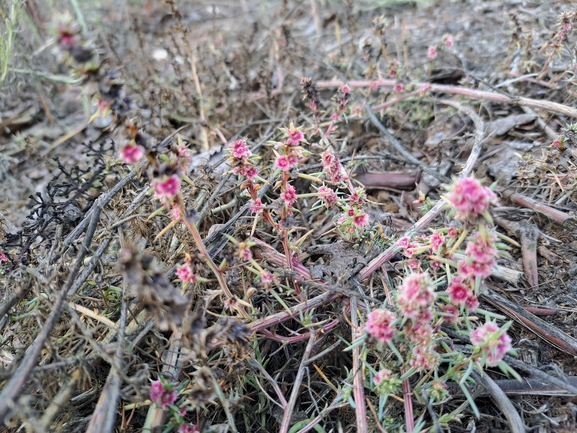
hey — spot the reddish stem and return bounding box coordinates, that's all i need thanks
[402,378,415,433]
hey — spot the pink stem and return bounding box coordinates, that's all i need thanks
[402,378,415,433]
[315,79,577,119]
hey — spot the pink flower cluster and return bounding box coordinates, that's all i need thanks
[317,185,338,208]
[397,273,441,371]
[460,230,498,279]
[274,124,306,172]
[470,321,512,367]
[396,273,436,321]
[365,309,397,344]
[149,379,177,410]
[179,424,200,433]
[373,368,402,395]
[228,139,259,181]
[321,150,349,184]
[280,183,297,207]
[120,143,145,164]
[176,264,200,285]
[446,177,498,221]
[447,276,478,311]
[152,175,181,199]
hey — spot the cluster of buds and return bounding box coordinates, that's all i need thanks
[365,309,397,344]
[387,59,400,78]
[273,124,307,173]
[373,368,402,396]
[228,139,259,181]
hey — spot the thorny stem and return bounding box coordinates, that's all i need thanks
[176,199,250,320]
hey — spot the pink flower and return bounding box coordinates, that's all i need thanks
[176,265,199,284]
[149,380,177,409]
[444,33,454,48]
[447,276,471,305]
[465,230,497,263]
[470,321,512,367]
[179,424,200,433]
[397,273,436,320]
[339,84,351,95]
[171,206,182,221]
[261,271,275,289]
[317,185,337,207]
[230,139,252,160]
[447,228,458,238]
[153,175,181,198]
[393,82,404,93]
[465,294,479,311]
[237,242,253,261]
[365,309,397,344]
[120,144,145,164]
[353,212,369,228]
[427,46,437,59]
[274,155,293,172]
[280,183,297,207]
[429,231,444,252]
[284,124,306,146]
[446,177,498,221]
[250,198,264,214]
[0,252,7,262]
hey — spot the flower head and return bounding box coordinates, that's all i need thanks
[120,144,145,164]
[150,379,177,410]
[447,276,472,306]
[429,231,445,252]
[230,139,252,160]
[280,183,297,207]
[179,424,200,433]
[396,273,436,320]
[427,46,438,59]
[153,175,181,198]
[373,368,402,395]
[365,309,397,344]
[250,197,264,214]
[445,177,498,221]
[176,264,200,285]
[283,123,306,146]
[317,185,338,207]
[470,321,512,366]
